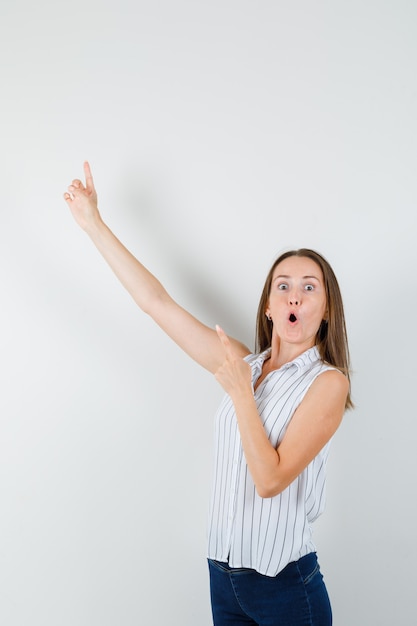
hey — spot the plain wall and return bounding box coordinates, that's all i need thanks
[1,1,416,624]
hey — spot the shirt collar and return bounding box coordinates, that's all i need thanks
[251,345,321,376]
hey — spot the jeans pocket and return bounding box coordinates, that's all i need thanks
[297,553,322,586]
[208,559,231,574]
[208,559,256,575]
[303,562,321,585]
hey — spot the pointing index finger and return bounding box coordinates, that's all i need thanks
[216,325,233,355]
[83,161,94,191]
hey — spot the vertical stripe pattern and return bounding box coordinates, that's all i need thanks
[207,346,336,577]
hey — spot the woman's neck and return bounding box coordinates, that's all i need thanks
[268,338,315,370]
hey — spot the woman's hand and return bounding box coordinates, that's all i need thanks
[214,325,253,398]
[63,161,100,231]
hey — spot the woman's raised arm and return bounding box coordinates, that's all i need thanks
[63,162,250,373]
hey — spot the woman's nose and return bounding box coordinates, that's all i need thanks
[289,293,300,306]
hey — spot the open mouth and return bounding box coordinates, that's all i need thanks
[289,313,297,323]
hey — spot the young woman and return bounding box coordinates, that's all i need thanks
[64,162,352,626]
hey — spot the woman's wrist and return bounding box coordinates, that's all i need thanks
[83,210,105,238]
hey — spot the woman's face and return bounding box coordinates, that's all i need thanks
[266,256,327,351]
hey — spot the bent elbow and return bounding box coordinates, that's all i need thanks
[256,485,274,499]
[255,480,284,499]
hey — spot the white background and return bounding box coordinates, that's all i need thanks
[1,1,416,624]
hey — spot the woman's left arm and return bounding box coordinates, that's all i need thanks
[214,326,349,499]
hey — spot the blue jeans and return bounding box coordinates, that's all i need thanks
[208,552,332,626]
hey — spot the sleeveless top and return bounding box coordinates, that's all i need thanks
[207,345,336,577]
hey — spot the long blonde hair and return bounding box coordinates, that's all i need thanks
[255,249,353,410]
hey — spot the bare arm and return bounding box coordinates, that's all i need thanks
[63,162,250,373]
[214,326,348,497]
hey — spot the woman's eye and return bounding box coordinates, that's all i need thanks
[304,284,314,291]
[278,283,288,291]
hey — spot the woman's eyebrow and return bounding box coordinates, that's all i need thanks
[273,274,321,281]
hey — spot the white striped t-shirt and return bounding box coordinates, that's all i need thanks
[207,345,336,577]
